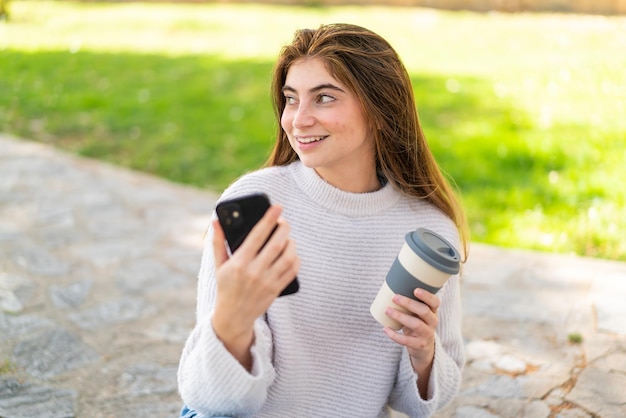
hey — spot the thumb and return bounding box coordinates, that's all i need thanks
[211,218,229,267]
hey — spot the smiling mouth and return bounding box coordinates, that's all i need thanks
[297,136,328,144]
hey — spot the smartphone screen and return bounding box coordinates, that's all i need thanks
[215,193,299,296]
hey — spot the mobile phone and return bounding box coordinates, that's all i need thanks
[215,193,299,297]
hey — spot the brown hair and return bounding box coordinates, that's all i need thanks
[266,23,469,260]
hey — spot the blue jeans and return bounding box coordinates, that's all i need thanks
[180,405,230,418]
[180,405,199,418]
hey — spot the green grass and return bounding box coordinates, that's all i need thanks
[1,1,625,260]
[0,359,15,374]
[568,332,584,344]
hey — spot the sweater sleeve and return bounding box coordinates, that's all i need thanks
[177,220,277,415]
[387,273,465,417]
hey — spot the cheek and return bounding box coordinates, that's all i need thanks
[338,121,360,138]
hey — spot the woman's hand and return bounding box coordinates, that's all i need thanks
[383,288,440,398]
[211,204,300,370]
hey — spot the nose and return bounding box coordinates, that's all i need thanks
[292,103,315,129]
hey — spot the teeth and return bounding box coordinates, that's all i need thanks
[298,136,326,144]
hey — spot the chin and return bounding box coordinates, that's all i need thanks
[296,156,321,170]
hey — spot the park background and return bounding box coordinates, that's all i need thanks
[1,0,625,261]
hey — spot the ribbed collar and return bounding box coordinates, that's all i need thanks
[288,161,402,217]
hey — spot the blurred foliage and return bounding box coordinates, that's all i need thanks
[1,1,625,260]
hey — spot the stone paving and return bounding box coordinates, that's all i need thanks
[0,134,624,418]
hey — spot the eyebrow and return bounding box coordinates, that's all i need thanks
[282,83,346,94]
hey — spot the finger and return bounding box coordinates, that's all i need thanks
[384,326,413,346]
[385,304,430,332]
[413,288,440,313]
[271,260,300,298]
[392,292,438,324]
[384,327,435,358]
[239,205,283,256]
[257,217,291,265]
[211,218,229,267]
[389,295,439,331]
[249,229,298,297]
[269,239,300,282]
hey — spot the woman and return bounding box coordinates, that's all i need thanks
[178,23,469,417]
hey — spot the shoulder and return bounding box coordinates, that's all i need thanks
[218,164,296,203]
[397,196,461,254]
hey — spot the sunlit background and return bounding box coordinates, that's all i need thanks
[1,0,625,260]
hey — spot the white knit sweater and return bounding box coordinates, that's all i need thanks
[177,161,465,418]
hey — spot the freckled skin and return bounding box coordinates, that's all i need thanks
[280,57,379,193]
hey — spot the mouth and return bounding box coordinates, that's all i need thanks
[296,135,328,144]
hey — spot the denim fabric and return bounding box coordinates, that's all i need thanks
[180,405,230,418]
[180,405,198,418]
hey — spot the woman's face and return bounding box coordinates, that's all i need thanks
[280,57,378,192]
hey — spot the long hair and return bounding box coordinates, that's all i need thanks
[266,23,469,260]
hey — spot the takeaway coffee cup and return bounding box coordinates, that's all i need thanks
[370,228,461,330]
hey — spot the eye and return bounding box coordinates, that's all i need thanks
[318,94,335,104]
[284,95,297,105]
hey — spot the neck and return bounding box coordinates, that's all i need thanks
[314,167,381,193]
[289,161,401,217]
